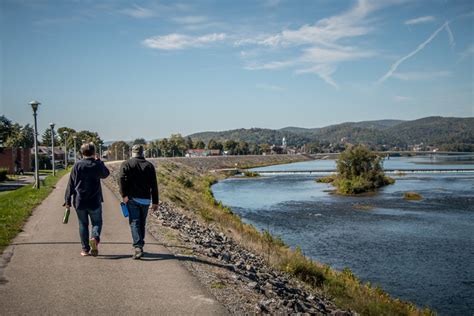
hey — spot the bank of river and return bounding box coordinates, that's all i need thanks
[212,155,474,315]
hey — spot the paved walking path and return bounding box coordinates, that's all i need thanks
[0,174,227,315]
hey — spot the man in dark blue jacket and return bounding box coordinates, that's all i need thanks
[65,143,110,257]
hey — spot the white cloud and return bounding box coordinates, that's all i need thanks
[244,60,296,70]
[172,16,208,24]
[393,95,413,102]
[295,64,339,89]
[378,22,454,83]
[301,46,376,64]
[239,50,259,58]
[404,16,436,25]
[236,0,399,88]
[256,83,285,91]
[143,33,226,50]
[121,5,156,19]
[392,71,451,81]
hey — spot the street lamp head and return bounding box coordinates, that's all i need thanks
[73,135,77,140]
[50,122,55,129]
[29,100,41,112]
[63,131,69,136]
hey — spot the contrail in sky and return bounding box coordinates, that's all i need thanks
[378,22,453,84]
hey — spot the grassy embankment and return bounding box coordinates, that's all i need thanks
[0,170,69,252]
[154,156,433,316]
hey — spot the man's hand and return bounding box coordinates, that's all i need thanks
[123,196,129,203]
[65,204,71,209]
[150,204,158,211]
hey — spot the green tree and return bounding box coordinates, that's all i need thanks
[259,143,271,154]
[224,140,238,154]
[157,138,170,157]
[249,143,260,155]
[333,145,394,194]
[133,138,147,145]
[56,127,77,153]
[236,141,250,155]
[194,140,205,149]
[146,141,160,158]
[207,139,223,151]
[109,141,130,160]
[74,130,103,154]
[5,124,34,148]
[0,116,12,145]
[186,137,194,149]
[169,134,187,156]
[41,128,61,147]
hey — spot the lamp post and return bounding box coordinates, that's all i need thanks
[73,136,77,164]
[29,101,41,189]
[50,123,56,176]
[122,147,125,160]
[114,145,117,161]
[63,131,69,168]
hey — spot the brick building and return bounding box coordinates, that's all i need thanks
[0,147,32,173]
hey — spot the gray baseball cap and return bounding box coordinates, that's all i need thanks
[132,144,144,157]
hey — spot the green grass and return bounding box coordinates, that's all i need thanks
[0,169,68,253]
[155,160,434,316]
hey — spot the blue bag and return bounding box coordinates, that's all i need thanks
[120,202,129,217]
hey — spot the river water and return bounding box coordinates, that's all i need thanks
[212,155,474,315]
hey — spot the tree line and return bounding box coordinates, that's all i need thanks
[0,115,103,154]
[107,134,279,159]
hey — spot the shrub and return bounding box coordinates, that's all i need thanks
[316,175,336,183]
[177,174,194,188]
[243,171,260,177]
[333,145,395,194]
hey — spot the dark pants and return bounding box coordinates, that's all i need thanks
[127,200,149,248]
[75,206,102,251]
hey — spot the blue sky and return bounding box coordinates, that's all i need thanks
[1,0,473,141]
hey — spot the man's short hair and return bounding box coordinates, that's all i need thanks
[81,142,96,157]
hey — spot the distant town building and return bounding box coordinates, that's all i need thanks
[34,146,65,161]
[186,149,221,157]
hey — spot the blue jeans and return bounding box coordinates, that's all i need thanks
[127,200,149,249]
[75,206,102,251]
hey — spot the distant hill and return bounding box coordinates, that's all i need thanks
[384,116,474,145]
[188,117,474,148]
[280,119,404,134]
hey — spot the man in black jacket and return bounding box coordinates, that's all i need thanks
[65,143,110,257]
[118,144,158,259]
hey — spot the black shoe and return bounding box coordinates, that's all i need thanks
[133,247,143,260]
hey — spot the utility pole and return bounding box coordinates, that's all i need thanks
[63,131,69,168]
[50,123,55,176]
[73,136,77,164]
[29,101,41,189]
